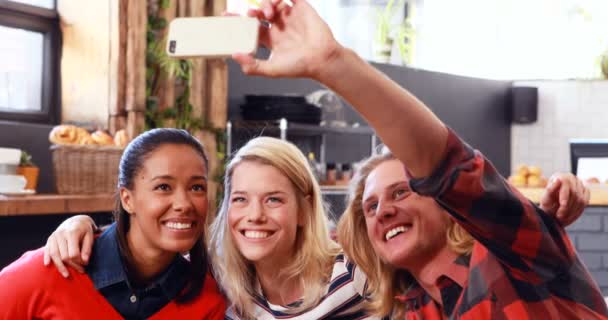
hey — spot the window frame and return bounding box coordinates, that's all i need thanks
[0,0,60,124]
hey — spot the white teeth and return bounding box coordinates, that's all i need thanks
[385,226,410,241]
[244,231,270,239]
[165,222,193,230]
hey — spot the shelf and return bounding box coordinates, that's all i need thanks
[321,185,349,195]
[0,194,115,216]
[229,120,375,136]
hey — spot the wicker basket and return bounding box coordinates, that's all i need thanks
[51,144,123,194]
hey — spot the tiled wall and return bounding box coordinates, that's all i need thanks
[511,80,608,177]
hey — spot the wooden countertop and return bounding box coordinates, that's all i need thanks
[0,194,115,216]
[517,186,608,206]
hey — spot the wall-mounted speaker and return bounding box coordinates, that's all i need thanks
[510,86,538,124]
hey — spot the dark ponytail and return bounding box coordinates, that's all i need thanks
[115,128,209,303]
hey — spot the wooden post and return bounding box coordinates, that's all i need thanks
[190,59,206,119]
[206,0,228,130]
[109,115,127,134]
[108,0,128,134]
[157,0,177,112]
[125,0,147,138]
[177,0,188,18]
[201,0,228,215]
[206,59,228,130]
[194,130,219,221]
[127,111,146,140]
[187,0,206,16]
[188,0,207,120]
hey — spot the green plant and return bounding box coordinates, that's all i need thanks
[146,2,202,132]
[396,8,415,65]
[19,151,35,167]
[601,50,608,79]
[375,0,404,47]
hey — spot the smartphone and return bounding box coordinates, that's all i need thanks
[166,17,259,58]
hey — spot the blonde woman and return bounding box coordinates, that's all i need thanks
[208,137,373,319]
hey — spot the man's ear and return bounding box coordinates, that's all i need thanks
[120,187,134,215]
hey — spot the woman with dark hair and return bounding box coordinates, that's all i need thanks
[0,128,225,319]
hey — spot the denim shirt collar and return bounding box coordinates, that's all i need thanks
[86,223,189,300]
[87,223,128,290]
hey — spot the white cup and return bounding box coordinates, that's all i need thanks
[0,174,27,192]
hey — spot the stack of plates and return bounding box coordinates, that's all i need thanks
[0,148,21,167]
[0,147,33,196]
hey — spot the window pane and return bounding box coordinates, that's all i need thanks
[8,0,54,9]
[0,26,43,112]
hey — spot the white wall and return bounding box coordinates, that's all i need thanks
[58,0,115,128]
[511,80,608,177]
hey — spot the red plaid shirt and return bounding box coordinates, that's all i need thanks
[398,129,608,320]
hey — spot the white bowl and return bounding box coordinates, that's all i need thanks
[0,174,27,192]
[0,148,21,165]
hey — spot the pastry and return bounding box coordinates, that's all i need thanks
[49,125,79,145]
[515,165,529,177]
[508,175,526,187]
[528,166,542,177]
[79,134,97,145]
[527,175,547,188]
[74,127,94,145]
[114,129,129,148]
[91,130,114,146]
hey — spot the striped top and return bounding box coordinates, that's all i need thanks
[225,253,382,320]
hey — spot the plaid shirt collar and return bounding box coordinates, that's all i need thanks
[397,254,471,304]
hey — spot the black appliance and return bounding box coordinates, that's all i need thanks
[240,94,321,124]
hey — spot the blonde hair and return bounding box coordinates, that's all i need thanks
[209,137,340,319]
[337,153,474,317]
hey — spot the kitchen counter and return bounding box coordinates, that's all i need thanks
[517,187,608,206]
[0,194,115,216]
[1,186,607,217]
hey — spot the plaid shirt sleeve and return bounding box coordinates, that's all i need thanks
[408,128,577,284]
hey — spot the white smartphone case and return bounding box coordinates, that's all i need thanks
[166,17,259,58]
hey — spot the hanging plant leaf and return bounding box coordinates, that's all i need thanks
[162,107,178,119]
[601,51,608,79]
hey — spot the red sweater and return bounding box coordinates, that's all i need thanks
[0,248,226,319]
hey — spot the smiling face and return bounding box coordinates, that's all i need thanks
[227,161,301,267]
[362,159,449,269]
[121,144,208,259]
